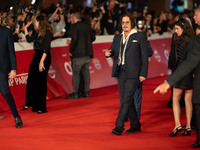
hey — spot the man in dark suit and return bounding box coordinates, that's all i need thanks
[154,7,200,148]
[0,25,23,128]
[105,14,149,135]
[66,11,96,99]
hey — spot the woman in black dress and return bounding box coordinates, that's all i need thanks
[168,18,195,136]
[22,15,53,113]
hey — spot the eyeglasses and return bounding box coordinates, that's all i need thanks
[122,21,130,25]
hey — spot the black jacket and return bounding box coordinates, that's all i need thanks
[70,21,96,58]
[109,31,149,79]
[167,34,200,104]
[0,25,17,74]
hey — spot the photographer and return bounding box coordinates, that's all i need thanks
[101,0,120,35]
[49,3,65,39]
[13,21,27,42]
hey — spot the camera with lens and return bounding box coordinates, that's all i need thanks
[28,6,36,14]
[58,0,65,8]
[137,20,143,29]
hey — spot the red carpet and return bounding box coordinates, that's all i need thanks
[0,76,196,150]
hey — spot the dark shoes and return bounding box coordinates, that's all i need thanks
[83,91,90,98]
[168,126,183,136]
[22,106,28,110]
[192,141,200,148]
[66,92,90,99]
[112,127,124,135]
[15,116,23,128]
[125,127,141,133]
[65,93,79,99]
[182,128,192,136]
[37,110,47,114]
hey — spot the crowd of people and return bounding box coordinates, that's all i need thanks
[0,0,196,41]
[1,0,200,149]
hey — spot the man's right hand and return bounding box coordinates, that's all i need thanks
[105,50,112,57]
[153,82,170,94]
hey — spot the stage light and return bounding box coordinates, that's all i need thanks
[10,7,13,10]
[31,0,36,5]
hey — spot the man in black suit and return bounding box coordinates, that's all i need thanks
[66,12,96,99]
[105,14,149,135]
[154,7,200,148]
[0,25,23,128]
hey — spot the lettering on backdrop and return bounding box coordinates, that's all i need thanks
[9,74,28,86]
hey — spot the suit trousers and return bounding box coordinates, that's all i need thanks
[194,104,200,143]
[134,82,142,119]
[0,73,19,118]
[72,56,91,93]
[116,69,140,130]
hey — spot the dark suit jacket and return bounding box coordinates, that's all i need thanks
[0,25,17,74]
[109,31,149,79]
[167,34,200,104]
[70,21,96,58]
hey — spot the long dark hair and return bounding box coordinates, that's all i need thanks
[36,15,52,37]
[173,18,195,48]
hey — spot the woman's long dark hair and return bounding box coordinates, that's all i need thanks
[173,17,195,48]
[36,15,52,37]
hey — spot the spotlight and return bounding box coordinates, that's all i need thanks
[31,0,36,5]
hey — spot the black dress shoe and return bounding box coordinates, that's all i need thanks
[125,127,141,133]
[22,106,28,110]
[15,116,23,128]
[83,91,90,98]
[65,93,79,99]
[192,143,200,148]
[112,127,124,135]
[37,110,47,114]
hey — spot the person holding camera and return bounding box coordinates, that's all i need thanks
[49,3,65,39]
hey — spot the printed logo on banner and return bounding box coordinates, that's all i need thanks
[106,57,113,67]
[48,66,56,79]
[154,50,161,62]
[64,61,72,75]
[93,58,101,70]
[164,49,170,60]
[102,49,113,67]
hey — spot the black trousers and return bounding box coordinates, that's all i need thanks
[0,73,19,118]
[194,104,200,143]
[116,69,140,130]
[72,56,91,93]
[134,82,143,119]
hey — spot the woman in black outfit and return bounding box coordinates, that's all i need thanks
[22,15,53,113]
[168,18,195,136]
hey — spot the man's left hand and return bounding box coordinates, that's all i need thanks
[139,76,146,82]
[9,70,16,79]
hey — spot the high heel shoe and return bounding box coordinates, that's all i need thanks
[182,128,192,136]
[168,126,182,136]
[22,106,28,110]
